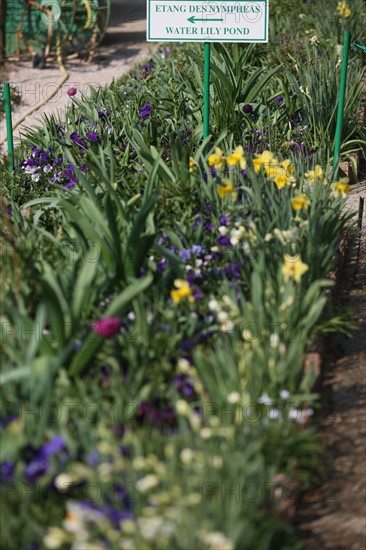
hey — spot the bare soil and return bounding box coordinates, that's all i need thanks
[296,174,366,549]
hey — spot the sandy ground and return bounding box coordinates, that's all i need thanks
[0,0,154,152]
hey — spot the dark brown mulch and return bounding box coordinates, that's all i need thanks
[295,179,366,549]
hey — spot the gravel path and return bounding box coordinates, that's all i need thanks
[296,173,366,549]
[0,1,153,152]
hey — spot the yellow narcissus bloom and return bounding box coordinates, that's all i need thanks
[207,147,225,171]
[291,193,311,211]
[218,179,236,199]
[280,159,295,174]
[189,157,196,173]
[170,279,194,304]
[274,172,291,189]
[282,256,309,283]
[305,165,323,184]
[227,145,246,169]
[253,150,274,172]
[337,1,351,17]
[332,178,350,198]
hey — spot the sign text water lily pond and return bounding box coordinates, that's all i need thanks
[147,1,268,42]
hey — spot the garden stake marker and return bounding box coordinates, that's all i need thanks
[332,31,350,182]
[3,83,14,171]
[146,0,269,142]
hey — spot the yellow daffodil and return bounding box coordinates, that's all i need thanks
[170,279,194,304]
[305,165,323,184]
[337,1,351,17]
[207,147,225,171]
[274,172,291,189]
[280,159,295,174]
[217,179,236,200]
[227,145,246,170]
[264,162,281,178]
[332,177,350,198]
[291,193,311,211]
[189,157,196,173]
[264,163,293,189]
[253,150,274,172]
[282,256,309,283]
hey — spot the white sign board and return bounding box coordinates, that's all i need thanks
[147,1,268,43]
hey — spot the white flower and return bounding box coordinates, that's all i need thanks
[198,426,211,439]
[138,474,159,493]
[127,311,135,321]
[227,391,241,404]
[217,311,228,322]
[176,399,191,416]
[288,408,300,421]
[208,299,220,312]
[268,408,280,420]
[242,241,251,254]
[218,225,228,235]
[221,320,234,332]
[279,390,290,400]
[257,393,273,405]
[43,528,66,549]
[177,358,190,373]
[54,473,74,491]
[180,448,194,464]
[270,333,280,348]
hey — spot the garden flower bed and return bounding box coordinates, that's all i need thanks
[1,1,365,548]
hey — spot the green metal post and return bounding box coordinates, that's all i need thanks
[352,40,366,54]
[332,31,350,181]
[3,83,14,171]
[203,42,211,141]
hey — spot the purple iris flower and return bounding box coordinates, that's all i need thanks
[24,456,49,484]
[220,215,229,226]
[98,107,109,118]
[86,131,100,143]
[157,258,167,272]
[65,164,74,178]
[40,435,66,458]
[179,249,191,262]
[191,245,206,256]
[1,461,14,482]
[139,103,153,120]
[173,375,196,397]
[70,132,87,149]
[217,235,231,246]
[204,222,214,232]
[79,163,89,173]
[274,95,284,106]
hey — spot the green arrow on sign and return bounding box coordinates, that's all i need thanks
[188,15,224,24]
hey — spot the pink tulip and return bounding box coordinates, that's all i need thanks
[92,316,121,338]
[67,87,77,97]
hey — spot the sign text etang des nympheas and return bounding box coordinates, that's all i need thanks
[147,1,269,43]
